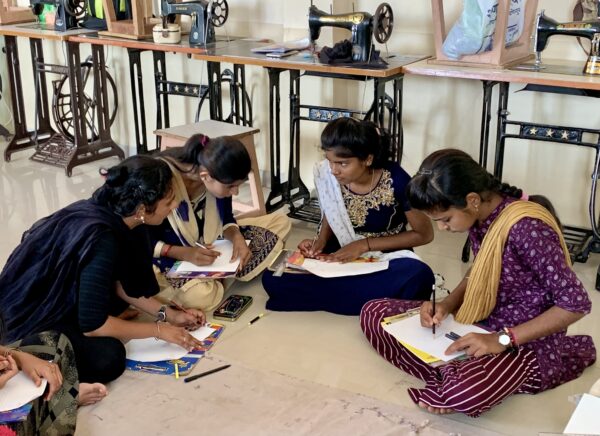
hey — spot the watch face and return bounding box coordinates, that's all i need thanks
[498,332,511,346]
[157,307,167,322]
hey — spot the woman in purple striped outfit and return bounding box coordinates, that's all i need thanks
[360,149,596,417]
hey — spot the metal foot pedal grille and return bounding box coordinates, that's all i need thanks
[563,225,594,263]
[288,198,321,224]
[30,134,76,168]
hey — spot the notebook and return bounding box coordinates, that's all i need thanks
[382,311,489,363]
[167,240,248,279]
[125,323,224,375]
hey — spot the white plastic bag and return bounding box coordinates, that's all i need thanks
[442,0,525,60]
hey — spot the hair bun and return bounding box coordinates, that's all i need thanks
[105,165,129,187]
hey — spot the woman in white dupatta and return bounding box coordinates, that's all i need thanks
[262,118,435,315]
[149,134,291,311]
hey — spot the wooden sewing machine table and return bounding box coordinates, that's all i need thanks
[405,58,600,271]
[0,23,124,175]
[193,42,426,219]
[69,34,260,154]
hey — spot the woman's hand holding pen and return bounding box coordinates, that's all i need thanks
[182,245,220,266]
[169,307,206,329]
[420,300,449,330]
[298,237,325,258]
[159,324,204,352]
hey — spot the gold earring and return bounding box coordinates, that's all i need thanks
[137,215,145,224]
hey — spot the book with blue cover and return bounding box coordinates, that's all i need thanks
[125,323,225,375]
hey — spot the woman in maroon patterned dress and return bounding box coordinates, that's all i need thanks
[360,149,596,417]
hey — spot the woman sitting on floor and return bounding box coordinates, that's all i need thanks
[361,148,596,417]
[262,117,435,315]
[0,156,206,400]
[150,134,290,311]
[1,312,82,435]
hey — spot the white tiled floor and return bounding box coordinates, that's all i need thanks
[1,147,599,435]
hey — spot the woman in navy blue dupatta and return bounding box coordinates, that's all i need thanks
[0,156,206,405]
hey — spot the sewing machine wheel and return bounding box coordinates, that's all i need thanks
[373,3,394,44]
[52,59,118,142]
[210,0,229,27]
[64,0,86,19]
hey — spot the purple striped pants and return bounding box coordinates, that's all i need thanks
[360,299,542,417]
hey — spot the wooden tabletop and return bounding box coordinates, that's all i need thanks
[404,58,600,91]
[155,119,259,141]
[0,23,96,41]
[192,40,428,78]
[68,33,263,55]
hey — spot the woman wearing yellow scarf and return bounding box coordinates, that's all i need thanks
[360,149,596,417]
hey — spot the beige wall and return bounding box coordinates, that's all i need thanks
[3,0,598,227]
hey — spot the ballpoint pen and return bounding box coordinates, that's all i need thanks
[432,284,436,338]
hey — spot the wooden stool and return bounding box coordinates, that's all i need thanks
[155,120,265,219]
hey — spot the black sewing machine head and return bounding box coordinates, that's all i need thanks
[161,0,228,46]
[308,2,393,63]
[30,0,85,31]
[534,9,600,75]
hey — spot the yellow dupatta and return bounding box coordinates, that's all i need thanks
[159,157,223,246]
[455,201,571,324]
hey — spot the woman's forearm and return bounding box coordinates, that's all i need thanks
[511,306,584,345]
[84,316,158,341]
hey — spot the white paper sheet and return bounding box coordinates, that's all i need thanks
[125,326,216,362]
[171,240,242,274]
[0,371,47,412]
[382,314,489,362]
[563,393,600,435]
[301,258,389,278]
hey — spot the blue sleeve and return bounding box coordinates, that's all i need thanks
[217,197,237,226]
[389,163,412,212]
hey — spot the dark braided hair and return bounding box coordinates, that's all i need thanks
[407,148,561,226]
[160,134,251,184]
[93,156,172,217]
[320,117,391,168]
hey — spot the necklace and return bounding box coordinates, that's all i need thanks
[348,168,376,194]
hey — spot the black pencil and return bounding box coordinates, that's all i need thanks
[431,284,436,338]
[184,364,231,383]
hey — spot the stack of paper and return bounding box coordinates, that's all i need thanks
[251,37,310,57]
[167,240,246,279]
[382,313,489,363]
[0,372,47,412]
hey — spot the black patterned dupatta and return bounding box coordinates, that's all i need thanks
[0,199,147,344]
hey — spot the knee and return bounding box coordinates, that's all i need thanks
[359,299,390,335]
[84,337,126,384]
[401,260,435,300]
[178,281,224,312]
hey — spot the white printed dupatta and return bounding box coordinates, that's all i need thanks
[313,160,421,262]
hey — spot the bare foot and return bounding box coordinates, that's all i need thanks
[118,307,140,320]
[78,383,108,406]
[418,401,455,415]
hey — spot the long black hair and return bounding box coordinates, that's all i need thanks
[320,117,391,168]
[407,148,561,226]
[160,134,251,184]
[93,155,173,217]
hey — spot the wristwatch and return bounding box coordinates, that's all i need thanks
[498,330,511,347]
[156,305,168,323]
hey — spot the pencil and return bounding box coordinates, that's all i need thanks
[431,284,436,338]
[174,363,179,379]
[184,364,231,383]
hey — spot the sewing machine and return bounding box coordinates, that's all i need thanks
[534,10,600,75]
[30,0,85,31]
[160,0,228,46]
[308,2,393,63]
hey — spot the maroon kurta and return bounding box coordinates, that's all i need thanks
[360,197,596,416]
